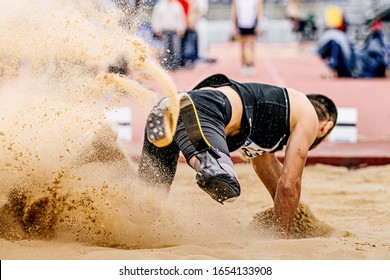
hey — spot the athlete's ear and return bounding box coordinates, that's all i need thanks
[319,120,334,137]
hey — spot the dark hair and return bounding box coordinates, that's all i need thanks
[307,94,338,123]
[307,94,338,150]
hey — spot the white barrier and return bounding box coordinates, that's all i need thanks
[104,107,132,142]
[328,107,358,143]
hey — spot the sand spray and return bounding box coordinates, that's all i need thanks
[0,0,185,248]
[0,0,242,249]
[0,0,331,249]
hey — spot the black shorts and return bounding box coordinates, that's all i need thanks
[239,27,256,36]
[138,90,232,187]
[175,89,232,160]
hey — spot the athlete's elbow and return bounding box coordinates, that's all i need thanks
[295,146,309,159]
[277,178,300,199]
[278,183,296,198]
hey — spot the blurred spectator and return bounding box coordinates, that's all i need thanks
[286,0,304,33]
[317,27,356,78]
[355,19,388,78]
[181,0,204,68]
[151,0,186,70]
[317,6,355,78]
[317,7,388,78]
[285,0,317,42]
[231,0,263,76]
[177,0,190,20]
[176,0,190,67]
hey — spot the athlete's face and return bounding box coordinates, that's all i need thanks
[309,135,326,150]
[309,120,335,150]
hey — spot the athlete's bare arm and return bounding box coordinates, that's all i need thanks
[250,153,282,199]
[251,89,318,237]
[274,117,317,237]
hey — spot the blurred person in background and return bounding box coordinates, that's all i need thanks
[317,6,356,78]
[151,0,186,70]
[317,6,388,78]
[355,18,388,78]
[285,0,317,42]
[181,0,204,68]
[231,0,263,76]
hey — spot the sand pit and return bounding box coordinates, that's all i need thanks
[250,203,335,239]
[1,162,390,260]
[0,0,179,252]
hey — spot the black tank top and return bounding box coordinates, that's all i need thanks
[193,74,290,157]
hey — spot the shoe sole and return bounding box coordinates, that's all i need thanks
[196,172,239,204]
[147,92,211,150]
[146,104,174,148]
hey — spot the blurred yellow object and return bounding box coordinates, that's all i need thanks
[325,6,343,28]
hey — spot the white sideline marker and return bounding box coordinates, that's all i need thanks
[328,107,358,143]
[104,107,132,142]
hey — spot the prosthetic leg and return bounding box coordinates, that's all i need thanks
[146,92,240,204]
[194,147,240,204]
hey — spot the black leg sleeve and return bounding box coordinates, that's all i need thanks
[138,130,180,191]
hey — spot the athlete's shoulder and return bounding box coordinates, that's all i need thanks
[287,88,318,129]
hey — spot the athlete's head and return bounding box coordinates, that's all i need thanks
[307,94,338,150]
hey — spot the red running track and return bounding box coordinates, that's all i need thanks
[121,41,390,168]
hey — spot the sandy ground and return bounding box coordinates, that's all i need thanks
[1,160,390,260]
